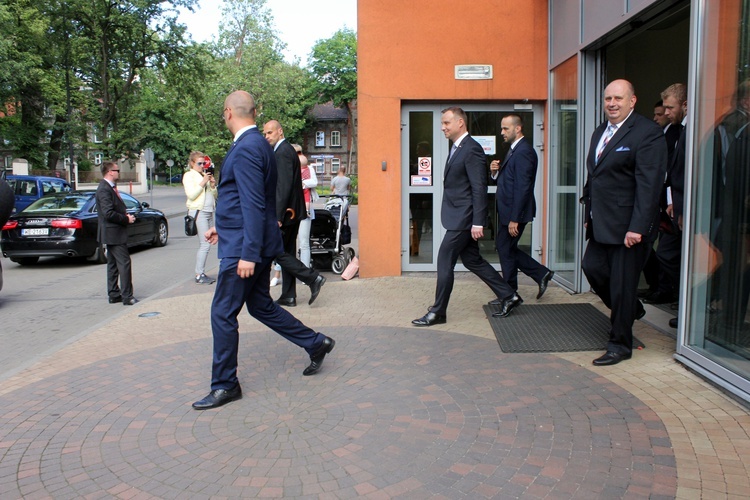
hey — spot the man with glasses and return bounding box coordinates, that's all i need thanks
[95,161,137,305]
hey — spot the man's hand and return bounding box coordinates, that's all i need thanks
[490,160,500,174]
[471,226,484,240]
[666,204,674,218]
[205,227,218,245]
[508,221,519,237]
[624,231,642,248]
[127,214,136,224]
[237,259,255,278]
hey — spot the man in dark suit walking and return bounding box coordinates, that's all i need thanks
[192,92,334,410]
[262,120,326,307]
[581,79,667,366]
[412,107,516,327]
[489,114,554,303]
[95,161,137,306]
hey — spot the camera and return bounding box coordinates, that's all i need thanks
[202,156,214,176]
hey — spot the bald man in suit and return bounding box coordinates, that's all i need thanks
[581,79,667,366]
[192,92,334,410]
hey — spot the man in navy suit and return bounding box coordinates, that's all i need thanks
[412,107,516,327]
[95,161,137,305]
[192,91,335,410]
[489,114,554,305]
[581,79,667,366]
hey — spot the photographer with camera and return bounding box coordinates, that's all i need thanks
[183,151,218,284]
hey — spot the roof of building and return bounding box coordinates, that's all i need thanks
[310,102,348,121]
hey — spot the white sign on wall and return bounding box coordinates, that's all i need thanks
[474,136,497,155]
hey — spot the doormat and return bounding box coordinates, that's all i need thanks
[484,303,646,353]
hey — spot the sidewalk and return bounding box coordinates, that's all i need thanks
[1,265,748,498]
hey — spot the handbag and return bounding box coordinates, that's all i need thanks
[340,218,352,244]
[184,210,199,236]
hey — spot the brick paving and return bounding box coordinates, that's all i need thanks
[0,272,749,498]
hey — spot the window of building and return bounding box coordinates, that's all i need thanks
[331,158,340,174]
[93,153,103,165]
[331,130,341,147]
[680,0,750,386]
[315,131,325,147]
[314,161,325,174]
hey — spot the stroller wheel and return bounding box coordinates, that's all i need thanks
[332,255,347,274]
[346,247,356,261]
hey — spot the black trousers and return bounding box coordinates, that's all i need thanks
[582,238,651,355]
[495,222,550,291]
[655,228,682,296]
[277,220,318,300]
[106,243,133,300]
[431,229,514,315]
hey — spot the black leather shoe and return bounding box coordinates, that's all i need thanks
[308,275,326,305]
[276,297,297,307]
[488,298,503,306]
[123,297,138,306]
[636,301,646,320]
[303,337,335,376]
[108,296,122,304]
[592,351,631,366]
[411,311,447,327]
[669,317,678,328]
[192,386,242,410]
[536,270,555,299]
[643,291,674,304]
[493,293,523,318]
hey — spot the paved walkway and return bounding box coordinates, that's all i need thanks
[1,270,749,498]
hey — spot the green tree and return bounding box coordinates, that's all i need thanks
[309,28,357,168]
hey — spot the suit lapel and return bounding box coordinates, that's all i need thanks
[444,136,468,181]
[594,115,635,169]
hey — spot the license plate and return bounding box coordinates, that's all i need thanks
[21,228,49,236]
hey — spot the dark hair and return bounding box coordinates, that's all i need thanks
[441,106,467,124]
[101,161,117,176]
[504,113,524,129]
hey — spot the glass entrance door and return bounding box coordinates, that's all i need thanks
[401,104,544,272]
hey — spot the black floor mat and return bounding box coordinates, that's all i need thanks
[484,303,646,353]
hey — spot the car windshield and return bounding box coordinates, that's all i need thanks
[23,193,92,214]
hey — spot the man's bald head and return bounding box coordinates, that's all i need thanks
[263,120,285,147]
[222,90,257,134]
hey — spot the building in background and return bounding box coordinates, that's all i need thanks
[357,0,750,402]
[304,102,357,184]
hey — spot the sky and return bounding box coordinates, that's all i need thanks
[178,0,357,66]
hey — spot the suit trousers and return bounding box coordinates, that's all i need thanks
[431,229,514,315]
[495,222,549,291]
[210,257,325,390]
[277,220,318,300]
[582,238,651,355]
[106,243,133,300]
[655,228,682,296]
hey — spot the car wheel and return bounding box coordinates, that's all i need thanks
[12,256,40,266]
[332,255,347,274]
[154,219,168,247]
[88,243,107,264]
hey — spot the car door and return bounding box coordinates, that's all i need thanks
[121,194,150,244]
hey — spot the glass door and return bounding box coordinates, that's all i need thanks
[401,104,544,272]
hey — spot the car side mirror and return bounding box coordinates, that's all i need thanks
[141,202,149,208]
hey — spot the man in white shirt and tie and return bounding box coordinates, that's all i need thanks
[412,107,515,326]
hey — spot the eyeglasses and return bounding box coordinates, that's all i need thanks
[196,162,205,166]
[111,169,120,172]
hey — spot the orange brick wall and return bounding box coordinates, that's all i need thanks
[358,1,549,277]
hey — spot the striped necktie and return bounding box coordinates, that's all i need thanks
[596,124,616,163]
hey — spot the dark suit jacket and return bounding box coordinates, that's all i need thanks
[274,139,307,226]
[668,125,687,220]
[215,126,284,262]
[441,135,488,230]
[95,180,129,245]
[582,112,667,245]
[490,136,538,225]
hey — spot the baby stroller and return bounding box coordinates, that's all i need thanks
[310,195,356,274]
